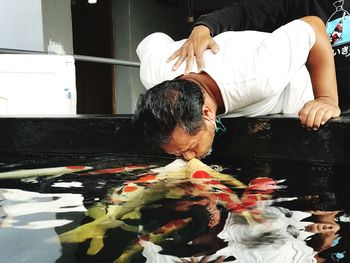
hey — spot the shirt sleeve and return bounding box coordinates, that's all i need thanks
[259,19,316,90]
[194,0,306,36]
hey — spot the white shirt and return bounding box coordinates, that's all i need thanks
[136,20,316,117]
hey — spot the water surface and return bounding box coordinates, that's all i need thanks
[0,154,348,263]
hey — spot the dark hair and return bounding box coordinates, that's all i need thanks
[133,79,205,145]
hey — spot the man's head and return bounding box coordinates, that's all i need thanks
[134,79,217,160]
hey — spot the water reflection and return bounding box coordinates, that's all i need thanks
[0,155,348,263]
[0,188,86,263]
[142,209,344,263]
[0,189,86,229]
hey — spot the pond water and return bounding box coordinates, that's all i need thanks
[0,154,349,263]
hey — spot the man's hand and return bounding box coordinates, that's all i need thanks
[167,25,219,74]
[299,17,340,130]
[298,97,340,130]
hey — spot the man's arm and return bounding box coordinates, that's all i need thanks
[298,16,340,130]
[195,0,290,35]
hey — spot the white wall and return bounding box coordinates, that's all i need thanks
[113,0,190,114]
[0,0,44,51]
[0,0,73,54]
[42,0,74,55]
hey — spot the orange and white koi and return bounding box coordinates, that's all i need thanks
[59,158,280,258]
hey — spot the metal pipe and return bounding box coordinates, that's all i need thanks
[0,48,44,55]
[0,48,140,68]
[74,54,140,67]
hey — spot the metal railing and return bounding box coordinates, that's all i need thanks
[0,48,141,68]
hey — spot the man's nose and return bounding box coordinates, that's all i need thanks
[182,150,196,160]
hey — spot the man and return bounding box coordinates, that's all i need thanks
[168,0,350,112]
[134,16,340,160]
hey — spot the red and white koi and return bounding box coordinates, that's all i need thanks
[59,158,280,259]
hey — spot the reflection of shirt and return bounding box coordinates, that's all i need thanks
[213,207,316,263]
[140,207,317,263]
[137,20,315,117]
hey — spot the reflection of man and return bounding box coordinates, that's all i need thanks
[134,16,340,160]
[140,209,343,263]
[140,206,317,263]
[305,211,342,263]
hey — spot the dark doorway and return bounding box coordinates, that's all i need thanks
[71,0,115,114]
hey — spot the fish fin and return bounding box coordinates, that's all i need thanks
[59,221,105,243]
[87,237,104,255]
[88,204,107,219]
[119,223,142,233]
[60,217,123,243]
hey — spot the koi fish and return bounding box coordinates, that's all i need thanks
[59,158,279,259]
[82,164,153,175]
[330,12,346,45]
[184,159,279,225]
[59,179,170,255]
[0,166,92,180]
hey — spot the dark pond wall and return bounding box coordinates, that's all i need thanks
[0,115,349,165]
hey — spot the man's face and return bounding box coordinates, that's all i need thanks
[161,119,215,160]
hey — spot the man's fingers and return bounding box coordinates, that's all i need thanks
[167,49,181,63]
[299,98,341,130]
[196,57,205,71]
[172,49,189,71]
[312,108,336,129]
[195,40,219,70]
[172,56,186,71]
[310,108,327,130]
[208,39,220,54]
[195,55,205,71]
[185,50,195,74]
[300,106,335,130]
[299,101,319,129]
[298,103,311,127]
[304,105,325,130]
[193,42,211,70]
[321,109,334,126]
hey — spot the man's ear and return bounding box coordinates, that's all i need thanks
[202,105,216,120]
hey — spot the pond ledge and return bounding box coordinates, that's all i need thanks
[0,114,349,165]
